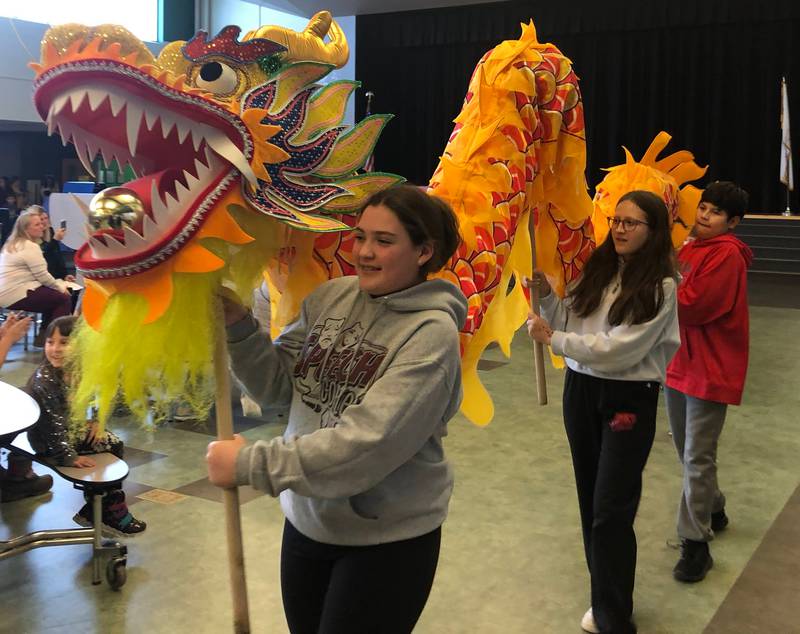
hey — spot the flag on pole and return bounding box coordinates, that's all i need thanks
[364,91,375,172]
[781,76,794,191]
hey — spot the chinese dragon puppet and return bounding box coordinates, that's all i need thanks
[30,13,598,429]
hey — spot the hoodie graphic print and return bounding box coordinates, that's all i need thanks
[294,319,388,428]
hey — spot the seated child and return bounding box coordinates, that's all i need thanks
[25,315,146,535]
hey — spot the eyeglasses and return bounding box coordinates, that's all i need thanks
[607,217,650,231]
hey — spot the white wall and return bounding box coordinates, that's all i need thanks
[0,19,49,124]
[1,2,159,42]
[0,3,356,126]
[0,18,164,125]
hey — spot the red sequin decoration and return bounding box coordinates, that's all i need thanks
[182,25,285,63]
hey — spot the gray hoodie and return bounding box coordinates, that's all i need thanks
[228,276,467,546]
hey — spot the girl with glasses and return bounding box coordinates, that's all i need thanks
[526,190,680,634]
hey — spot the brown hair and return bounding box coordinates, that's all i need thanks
[569,190,677,325]
[44,316,77,340]
[359,185,461,276]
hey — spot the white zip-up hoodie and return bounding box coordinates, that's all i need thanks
[541,275,680,383]
[228,275,467,546]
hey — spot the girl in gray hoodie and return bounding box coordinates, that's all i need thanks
[207,185,466,634]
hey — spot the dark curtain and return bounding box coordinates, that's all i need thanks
[355,0,800,213]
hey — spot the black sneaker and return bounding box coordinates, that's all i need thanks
[673,539,713,582]
[711,509,729,532]
[0,473,54,503]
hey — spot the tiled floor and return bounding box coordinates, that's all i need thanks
[0,273,799,633]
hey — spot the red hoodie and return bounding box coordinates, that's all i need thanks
[666,233,753,405]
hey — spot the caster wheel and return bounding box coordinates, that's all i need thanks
[106,557,127,590]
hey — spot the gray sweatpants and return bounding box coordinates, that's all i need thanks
[665,387,728,542]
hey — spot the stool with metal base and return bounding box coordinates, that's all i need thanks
[0,381,130,589]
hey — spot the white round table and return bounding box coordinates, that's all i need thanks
[0,380,40,440]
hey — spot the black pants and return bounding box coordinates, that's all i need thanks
[563,369,659,634]
[280,520,441,634]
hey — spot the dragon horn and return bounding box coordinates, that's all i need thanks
[246,11,349,68]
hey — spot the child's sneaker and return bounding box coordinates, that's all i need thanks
[103,510,147,536]
[103,490,147,536]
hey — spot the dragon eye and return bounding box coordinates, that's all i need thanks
[194,61,239,94]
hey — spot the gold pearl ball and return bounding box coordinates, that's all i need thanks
[89,187,145,231]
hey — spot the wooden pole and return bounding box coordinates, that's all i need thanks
[528,209,548,405]
[213,304,251,633]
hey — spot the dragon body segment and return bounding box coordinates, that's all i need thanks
[429,23,594,423]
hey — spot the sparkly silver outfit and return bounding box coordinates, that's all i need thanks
[26,361,123,466]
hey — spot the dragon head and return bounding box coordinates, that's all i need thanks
[592,131,708,248]
[31,13,402,425]
[32,12,400,325]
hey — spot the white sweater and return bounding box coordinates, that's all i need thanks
[0,240,67,306]
[541,275,680,383]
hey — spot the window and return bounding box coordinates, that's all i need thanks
[2,1,159,42]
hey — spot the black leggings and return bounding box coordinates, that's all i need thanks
[280,520,441,634]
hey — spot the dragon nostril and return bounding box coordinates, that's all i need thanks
[89,187,145,231]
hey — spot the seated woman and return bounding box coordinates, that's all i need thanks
[34,206,70,280]
[0,208,71,346]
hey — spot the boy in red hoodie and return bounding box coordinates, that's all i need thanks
[666,181,752,583]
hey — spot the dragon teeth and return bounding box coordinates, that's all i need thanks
[46,106,57,136]
[141,213,159,242]
[149,180,171,226]
[175,119,190,145]
[144,108,159,131]
[77,143,95,176]
[122,224,148,249]
[69,90,87,112]
[182,168,200,190]
[87,89,106,111]
[126,102,143,156]
[52,94,70,116]
[159,112,176,139]
[88,234,126,257]
[108,93,125,117]
[204,127,258,188]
